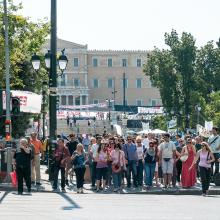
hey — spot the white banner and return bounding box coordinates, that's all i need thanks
[56,110,108,119]
[138,107,163,114]
[3,90,42,114]
[197,124,210,137]
[59,102,107,110]
[142,122,149,130]
[168,119,177,129]
[205,121,213,131]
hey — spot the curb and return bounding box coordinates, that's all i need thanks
[1,185,220,195]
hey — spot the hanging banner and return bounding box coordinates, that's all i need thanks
[205,121,213,131]
[3,90,42,114]
[59,102,107,110]
[142,122,149,130]
[138,107,163,114]
[168,119,177,129]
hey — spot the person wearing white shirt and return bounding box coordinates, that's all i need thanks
[142,133,154,149]
[89,137,99,188]
[159,133,176,188]
[208,127,220,175]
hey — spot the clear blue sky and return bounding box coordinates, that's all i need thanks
[13,0,220,50]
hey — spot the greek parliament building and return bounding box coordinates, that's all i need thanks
[45,39,161,111]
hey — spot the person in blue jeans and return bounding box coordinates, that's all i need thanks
[123,136,138,188]
[144,141,158,189]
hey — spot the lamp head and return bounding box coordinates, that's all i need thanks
[31,53,40,71]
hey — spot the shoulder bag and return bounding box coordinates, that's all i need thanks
[112,151,121,173]
[180,146,188,162]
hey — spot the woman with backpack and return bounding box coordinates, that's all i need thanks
[189,142,215,196]
[144,140,158,189]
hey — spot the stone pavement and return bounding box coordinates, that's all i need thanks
[1,193,219,220]
[1,165,220,195]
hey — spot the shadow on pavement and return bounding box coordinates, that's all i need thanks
[0,191,9,204]
[56,192,81,210]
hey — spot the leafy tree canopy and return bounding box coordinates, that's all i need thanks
[0,0,49,137]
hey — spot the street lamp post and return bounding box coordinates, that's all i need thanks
[3,0,11,139]
[196,105,201,125]
[106,99,113,121]
[42,81,47,141]
[123,72,126,114]
[31,47,68,180]
[31,1,68,179]
[111,77,117,111]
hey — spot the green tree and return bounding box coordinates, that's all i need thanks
[151,115,167,131]
[204,91,220,128]
[144,30,197,131]
[194,41,220,101]
[0,1,49,137]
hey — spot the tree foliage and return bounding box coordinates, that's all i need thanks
[151,115,167,131]
[144,29,220,130]
[0,0,49,137]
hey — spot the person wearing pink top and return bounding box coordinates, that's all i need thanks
[190,142,215,196]
[110,143,126,192]
[95,144,108,192]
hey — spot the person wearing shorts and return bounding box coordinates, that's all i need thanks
[95,143,108,192]
[159,133,176,188]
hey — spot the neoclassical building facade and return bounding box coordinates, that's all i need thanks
[47,39,162,109]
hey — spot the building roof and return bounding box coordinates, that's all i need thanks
[43,38,87,50]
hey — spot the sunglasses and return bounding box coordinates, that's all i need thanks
[137,141,141,143]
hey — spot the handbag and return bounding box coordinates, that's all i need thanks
[180,146,188,162]
[112,151,121,173]
[10,171,17,187]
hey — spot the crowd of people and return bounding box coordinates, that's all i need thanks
[12,127,220,196]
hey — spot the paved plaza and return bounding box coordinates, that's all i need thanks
[0,191,219,220]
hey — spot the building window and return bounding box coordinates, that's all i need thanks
[93,99,99,104]
[121,78,128,88]
[137,59,142,67]
[74,78,80,87]
[60,75,66,86]
[93,58,98,67]
[82,95,86,105]
[136,78,142,88]
[151,99,157,106]
[108,58,112,67]
[122,59,127,67]
[93,78,99,88]
[75,96,80,105]
[68,95,73,105]
[73,58,79,67]
[108,78,113,88]
[136,99,142,106]
[61,95,66,105]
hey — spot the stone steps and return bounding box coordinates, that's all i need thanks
[57,119,112,135]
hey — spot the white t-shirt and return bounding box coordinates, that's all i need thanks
[159,141,176,159]
[91,143,99,158]
[136,146,144,160]
[208,135,220,153]
[142,138,149,149]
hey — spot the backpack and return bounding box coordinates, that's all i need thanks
[144,148,156,164]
